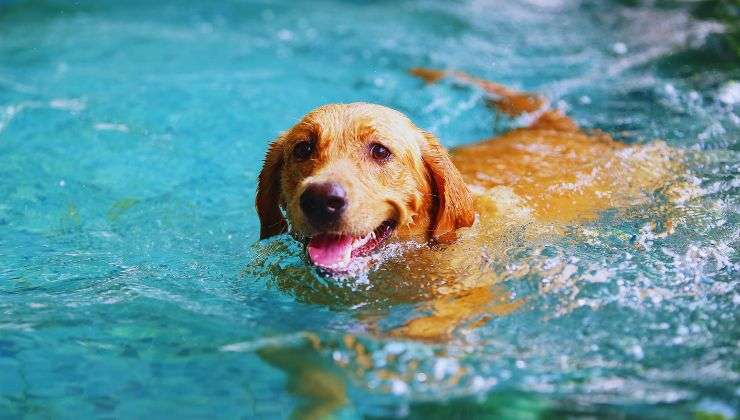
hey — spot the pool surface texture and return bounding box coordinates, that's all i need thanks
[1,0,738,418]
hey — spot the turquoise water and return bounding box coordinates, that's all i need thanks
[1,0,738,418]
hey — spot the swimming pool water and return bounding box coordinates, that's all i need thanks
[0,0,738,418]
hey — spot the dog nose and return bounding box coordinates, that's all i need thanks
[300,182,347,228]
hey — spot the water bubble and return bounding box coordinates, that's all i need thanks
[390,378,409,395]
[277,29,294,41]
[718,81,740,105]
[611,42,628,55]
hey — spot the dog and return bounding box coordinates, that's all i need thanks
[252,69,686,417]
[254,68,681,340]
[256,68,677,269]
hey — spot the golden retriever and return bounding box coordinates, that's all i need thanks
[252,70,685,417]
[256,68,678,278]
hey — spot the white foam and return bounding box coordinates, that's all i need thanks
[94,122,130,132]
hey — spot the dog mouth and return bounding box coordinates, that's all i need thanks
[305,220,396,272]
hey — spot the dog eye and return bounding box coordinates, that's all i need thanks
[292,140,314,161]
[370,143,391,161]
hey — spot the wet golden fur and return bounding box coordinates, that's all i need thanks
[256,102,474,244]
[257,68,676,251]
[256,68,680,342]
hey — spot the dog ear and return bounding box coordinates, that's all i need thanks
[421,131,475,243]
[256,137,288,239]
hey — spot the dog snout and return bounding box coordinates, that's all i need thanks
[300,182,347,229]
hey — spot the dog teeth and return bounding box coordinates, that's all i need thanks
[352,231,375,250]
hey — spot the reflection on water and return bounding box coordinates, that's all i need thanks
[0,0,737,418]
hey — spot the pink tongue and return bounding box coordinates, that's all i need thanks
[307,234,354,267]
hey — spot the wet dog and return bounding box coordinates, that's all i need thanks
[253,70,684,414]
[256,68,678,278]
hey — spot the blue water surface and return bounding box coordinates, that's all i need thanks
[0,0,738,418]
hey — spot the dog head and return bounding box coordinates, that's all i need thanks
[256,103,474,273]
